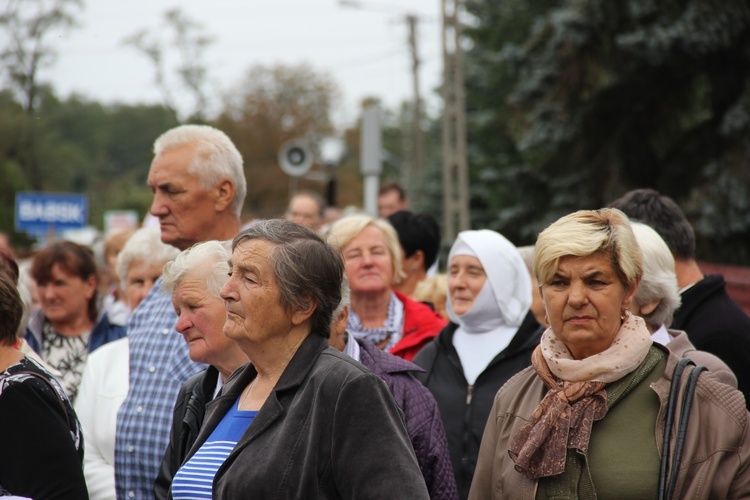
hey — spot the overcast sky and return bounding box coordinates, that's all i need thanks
[44,0,443,127]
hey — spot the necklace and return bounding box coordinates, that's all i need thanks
[239,377,258,409]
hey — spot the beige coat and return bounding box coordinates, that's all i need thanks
[469,344,750,499]
[667,329,737,388]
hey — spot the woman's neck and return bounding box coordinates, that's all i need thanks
[350,289,392,328]
[50,315,95,337]
[395,271,425,298]
[238,326,309,411]
[217,349,250,382]
[0,344,24,372]
[246,326,310,382]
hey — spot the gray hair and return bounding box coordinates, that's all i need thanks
[630,222,681,329]
[162,240,232,298]
[516,245,535,274]
[154,124,247,218]
[232,219,343,338]
[116,226,180,290]
[332,274,351,322]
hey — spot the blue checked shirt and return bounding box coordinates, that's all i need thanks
[115,278,205,499]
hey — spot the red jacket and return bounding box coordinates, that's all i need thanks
[390,290,447,361]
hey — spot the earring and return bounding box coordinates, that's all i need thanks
[621,310,631,321]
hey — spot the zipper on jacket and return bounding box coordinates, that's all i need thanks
[466,384,474,405]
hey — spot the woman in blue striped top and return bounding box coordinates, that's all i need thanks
[169,219,429,499]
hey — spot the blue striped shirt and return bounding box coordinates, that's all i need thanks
[172,398,256,499]
[115,279,206,499]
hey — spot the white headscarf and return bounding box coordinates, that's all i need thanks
[446,230,532,383]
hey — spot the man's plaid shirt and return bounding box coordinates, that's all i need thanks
[114,279,205,499]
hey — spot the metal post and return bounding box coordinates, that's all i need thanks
[406,14,426,205]
[361,106,383,217]
[441,0,470,243]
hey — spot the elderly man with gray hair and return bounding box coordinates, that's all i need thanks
[115,124,247,499]
[628,221,737,387]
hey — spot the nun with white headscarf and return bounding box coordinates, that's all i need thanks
[414,229,544,499]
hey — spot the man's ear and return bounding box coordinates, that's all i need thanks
[413,250,425,269]
[214,179,235,212]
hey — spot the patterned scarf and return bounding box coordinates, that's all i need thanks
[347,292,404,351]
[508,314,652,479]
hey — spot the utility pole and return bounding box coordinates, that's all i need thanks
[441,0,470,243]
[405,14,426,203]
[338,1,428,209]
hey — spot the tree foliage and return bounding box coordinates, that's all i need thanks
[0,0,82,114]
[214,63,342,217]
[0,91,178,246]
[123,7,214,121]
[464,0,750,264]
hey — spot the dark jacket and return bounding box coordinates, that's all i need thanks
[413,312,543,500]
[672,274,750,408]
[169,334,429,499]
[24,309,126,355]
[154,365,219,500]
[357,339,458,500]
[0,357,88,499]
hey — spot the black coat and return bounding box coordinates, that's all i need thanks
[671,274,750,408]
[169,334,429,499]
[413,312,543,500]
[154,365,220,500]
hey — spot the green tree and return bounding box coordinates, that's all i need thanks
[213,63,341,217]
[464,0,750,263]
[0,0,83,114]
[0,0,83,189]
[123,7,215,122]
[0,90,178,244]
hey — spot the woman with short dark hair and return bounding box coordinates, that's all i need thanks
[25,241,125,400]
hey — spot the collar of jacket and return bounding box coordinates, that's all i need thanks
[678,274,725,309]
[184,333,329,462]
[356,337,425,377]
[437,310,543,365]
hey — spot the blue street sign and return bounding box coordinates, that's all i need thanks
[15,192,88,235]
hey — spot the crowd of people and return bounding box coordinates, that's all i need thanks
[1,124,750,500]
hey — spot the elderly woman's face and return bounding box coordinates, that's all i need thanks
[173,273,234,366]
[125,261,164,311]
[221,239,291,349]
[448,255,487,316]
[541,252,636,360]
[342,225,394,295]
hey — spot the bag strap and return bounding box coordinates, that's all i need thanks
[666,363,706,498]
[657,357,706,500]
